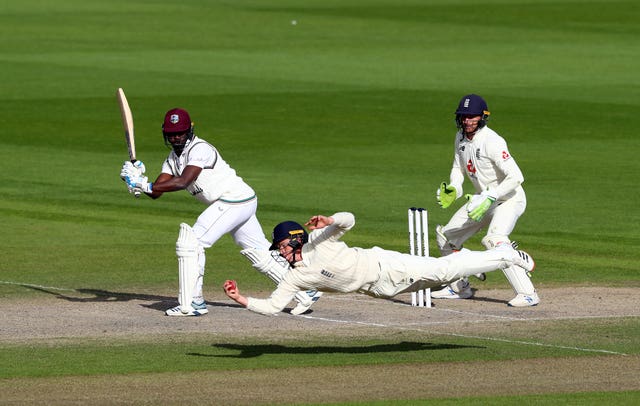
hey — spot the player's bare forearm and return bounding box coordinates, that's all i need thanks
[223,280,248,307]
[151,165,202,195]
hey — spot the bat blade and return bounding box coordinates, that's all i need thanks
[116,87,137,162]
[116,88,140,197]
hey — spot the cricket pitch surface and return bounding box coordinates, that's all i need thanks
[1,286,638,404]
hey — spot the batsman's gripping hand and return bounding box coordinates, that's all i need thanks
[465,191,496,222]
[125,174,153,194]
[120,160,146,180]
[436,182,458,209]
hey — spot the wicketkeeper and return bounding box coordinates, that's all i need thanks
[223,212,535,315]
[433,94,539,307]
[119,108,321,316]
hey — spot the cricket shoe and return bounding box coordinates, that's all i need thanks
[165,301,209,316]
[508,292,540,307]
[430,279,473,300]
[290,290,323,315]
[513,250,535,274]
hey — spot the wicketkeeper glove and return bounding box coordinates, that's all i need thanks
[436,182,458,209]
[465,191,496,222]
[125,175,153,194]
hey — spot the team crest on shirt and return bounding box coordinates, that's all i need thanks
[170,114,180,124]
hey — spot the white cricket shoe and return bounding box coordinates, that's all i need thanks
[290,290,323,315]
[508,292,540,307]
[431,279,473,300]
[165,301,209,316]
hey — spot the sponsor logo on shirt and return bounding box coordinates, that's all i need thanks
[190,184,203,196]
[320,269,335,279]
[502,150,510,160]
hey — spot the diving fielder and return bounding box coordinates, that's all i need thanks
[120,108,321,316]
[433,94,539,307]
[223,212,535,315]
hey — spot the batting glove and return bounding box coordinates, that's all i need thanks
[127,184,144,196]
[466,191,496,222]
[436,182,458,209]
[125,175,153,194]
[120,160,146,180]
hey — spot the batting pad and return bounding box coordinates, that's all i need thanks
[176,223,200,313]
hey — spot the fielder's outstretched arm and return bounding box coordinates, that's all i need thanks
[223,280,248,307]
[223,279,299,315]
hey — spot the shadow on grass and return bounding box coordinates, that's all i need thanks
[188,341,484,358]
[19,284,233,312]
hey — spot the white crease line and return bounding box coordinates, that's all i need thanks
[433,307,527,320]
[298,313,629,356]
[439,332,628,356]
[298,314,387,327]
[0,281,77,292]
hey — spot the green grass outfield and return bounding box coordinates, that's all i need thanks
[1,0,639,404]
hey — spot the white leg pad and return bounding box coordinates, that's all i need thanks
[502,265,536,295]
[193,245,205,304]
[176,223,200,313]
[481,234,510,250]
[241,248,321,306]
[482,235,536,295]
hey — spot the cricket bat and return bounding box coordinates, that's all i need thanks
[116,88,140,197]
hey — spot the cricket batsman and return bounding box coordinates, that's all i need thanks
[119,108,321,316]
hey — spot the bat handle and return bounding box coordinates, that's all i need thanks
[129,159,140,197]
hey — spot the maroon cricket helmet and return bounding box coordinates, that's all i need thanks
[162,108,192,134]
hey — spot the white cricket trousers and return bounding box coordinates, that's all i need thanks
[192,198,270,250]
[440,194,526,249]
[189,198,270,302]
[365,247,514,298]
